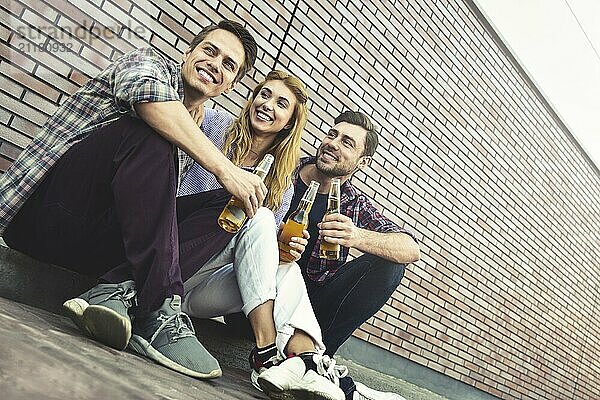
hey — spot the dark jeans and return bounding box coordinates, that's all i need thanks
[4,116,234,313]
[305,254,406,356]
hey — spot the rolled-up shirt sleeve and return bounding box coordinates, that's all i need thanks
[110,48,181,112]
[357,196,417,243]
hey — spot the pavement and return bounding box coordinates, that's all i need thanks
[0,240,451,400]
[0,295,451,400]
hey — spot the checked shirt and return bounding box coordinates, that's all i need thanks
[297,157,416,282]
[0,48,196,234]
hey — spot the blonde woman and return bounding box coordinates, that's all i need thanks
[178,69,308,228]
[176,71,346,399]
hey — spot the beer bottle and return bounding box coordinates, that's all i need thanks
[278,180,320,262]
[218,154,274,233]
[319,178,341,259]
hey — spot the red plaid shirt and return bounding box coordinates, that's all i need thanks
[296,157,416,282]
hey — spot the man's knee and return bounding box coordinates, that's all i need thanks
[113,116,175,159]
[360,253,406,285]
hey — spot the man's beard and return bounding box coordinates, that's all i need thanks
[315,156,356,178]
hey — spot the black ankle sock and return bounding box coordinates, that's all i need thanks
[250,343,278,371]
[298,352,319,372]
[339,376,356,399]
[256,343,278,358]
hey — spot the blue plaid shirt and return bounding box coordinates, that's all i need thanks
[297,157,416,282]
[177,107,235,196]
[0,48,194,235]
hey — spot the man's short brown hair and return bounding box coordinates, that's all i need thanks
[334,111,379,157]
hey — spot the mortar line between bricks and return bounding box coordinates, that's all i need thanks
[572,282,597,400]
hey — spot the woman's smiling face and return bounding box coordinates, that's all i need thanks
[249,79,297,136]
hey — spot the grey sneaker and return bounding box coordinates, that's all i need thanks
[62,280,136,350]
[128,295,222,379]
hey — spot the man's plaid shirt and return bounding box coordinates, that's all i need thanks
[0,48,194,234]
[297,157,417,282]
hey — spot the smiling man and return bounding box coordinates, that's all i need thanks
[0,20,259,379]
[285,110,421,399]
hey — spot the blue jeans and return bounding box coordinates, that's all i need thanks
[304,254,406,356]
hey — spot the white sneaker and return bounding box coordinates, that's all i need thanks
[257,356,345,400]
[311,356,405,400]
[353,382,406,400]
[314,354,349,386]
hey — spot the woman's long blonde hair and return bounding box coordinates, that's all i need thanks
[222,70,309,211]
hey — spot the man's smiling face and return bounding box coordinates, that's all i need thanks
[316,121,370,178]
[181,29,245,102]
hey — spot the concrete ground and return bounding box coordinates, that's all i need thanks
[0,296,450,400]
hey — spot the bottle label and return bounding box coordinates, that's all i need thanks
[229,204,245,222]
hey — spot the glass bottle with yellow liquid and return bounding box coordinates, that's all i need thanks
[278,180,320,262]
[217,154,274,233]
[319,178,341,259]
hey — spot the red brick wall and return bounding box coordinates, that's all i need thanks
[1,1,599,399]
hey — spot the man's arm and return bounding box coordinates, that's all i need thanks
[352,228,420,263]
[318,213,420,264]
[108,48,265,216]
[135,101,266,216]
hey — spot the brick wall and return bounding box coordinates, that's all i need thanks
[1,0,599,399]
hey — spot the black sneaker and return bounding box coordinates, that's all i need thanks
[128,295,222,379]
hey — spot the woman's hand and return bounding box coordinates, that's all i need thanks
[278,223,310,262]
